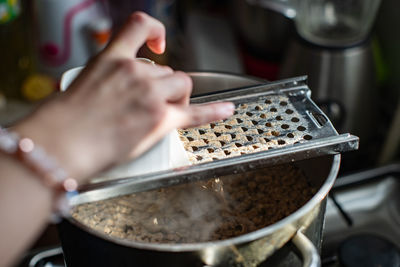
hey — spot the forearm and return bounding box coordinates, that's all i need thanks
[0,154,53,267]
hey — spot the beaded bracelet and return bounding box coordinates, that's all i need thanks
[0,126,78,222]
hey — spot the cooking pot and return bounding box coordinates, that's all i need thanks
[57,72,341,267]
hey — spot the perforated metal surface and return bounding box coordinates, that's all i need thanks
[71,77,358,202]
[179,94,313,164]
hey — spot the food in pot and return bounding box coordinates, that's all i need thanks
[71,164,316,244]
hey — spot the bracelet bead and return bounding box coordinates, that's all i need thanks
[0,126,78,221]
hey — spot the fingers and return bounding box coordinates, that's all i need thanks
[117,60,173,79]
[105,12,166,59]
[151,72,192,105]
[177,102,236,129]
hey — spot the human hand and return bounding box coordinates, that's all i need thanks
[14,12,235,182]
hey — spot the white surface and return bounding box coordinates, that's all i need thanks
[61,66,190,182]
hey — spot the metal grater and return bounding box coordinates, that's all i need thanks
[71,76,359,205]
[179,93,316,164]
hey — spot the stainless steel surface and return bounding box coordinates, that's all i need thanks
[292,230,321,267]
[189,72,265,96]
[279,39,377,143]
[187,75,358,161]
[322,164,400,265]
[72,76,357,200]
[324,171,400,254]
[60,72,342,267]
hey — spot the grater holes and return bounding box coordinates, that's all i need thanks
[303,135,313,140]
[278,140,286,145]
[271,131,280,137]
[196,155,203,161]
[297,126,306,131]
[240,152,246,155]
[179,94,308,163]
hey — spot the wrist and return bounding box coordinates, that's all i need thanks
[0,126,78,220]
[12,107,86,182]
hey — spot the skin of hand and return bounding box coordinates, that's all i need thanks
[0,12,235,267]
[14,12,235,183]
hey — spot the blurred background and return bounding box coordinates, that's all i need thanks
[1,0,400,265]
[1,0,399,173]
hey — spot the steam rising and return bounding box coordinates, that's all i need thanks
[72,165,316,243]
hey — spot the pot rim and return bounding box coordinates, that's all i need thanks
[64,71,341,252]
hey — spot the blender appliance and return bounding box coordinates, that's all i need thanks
[252,0,382,151]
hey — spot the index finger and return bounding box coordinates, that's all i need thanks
[105,12,166,59]
[179,102,236,129]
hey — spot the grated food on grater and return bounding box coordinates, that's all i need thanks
[178,95,313,164]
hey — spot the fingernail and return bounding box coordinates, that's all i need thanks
[159,39,166,53]
[217,102,235,117]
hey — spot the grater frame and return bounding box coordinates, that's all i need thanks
[71,76,359,205]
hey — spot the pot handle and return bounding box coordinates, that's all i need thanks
[291,229,321,267]
[27,246,65,267]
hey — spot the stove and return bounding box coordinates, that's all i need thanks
[17,164,400,267]
[322,164,400,267]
